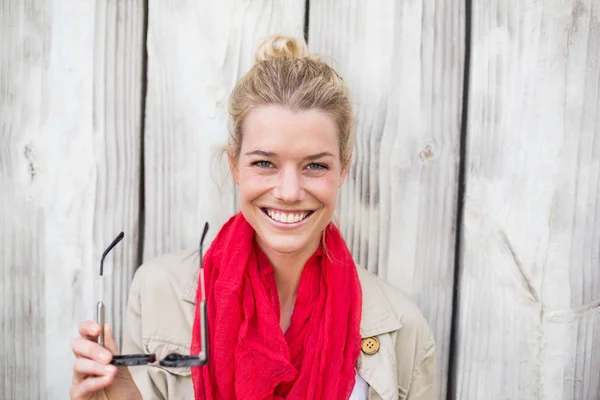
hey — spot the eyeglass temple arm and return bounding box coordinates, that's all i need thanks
[199,222,209,359]
[100,232,124,276]
[199,296,208,359]
[98,232,125,348]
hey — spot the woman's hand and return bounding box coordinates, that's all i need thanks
[70,321,141,400]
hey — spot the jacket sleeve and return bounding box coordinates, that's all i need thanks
[406,333,436,400]
[121,272,167,400]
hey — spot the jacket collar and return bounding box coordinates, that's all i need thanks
[355,266,402,400]
[356,266,403,337]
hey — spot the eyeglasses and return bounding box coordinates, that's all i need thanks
[97,223,210,368]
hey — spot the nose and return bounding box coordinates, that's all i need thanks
[272,166,303,203]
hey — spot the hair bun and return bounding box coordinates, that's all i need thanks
[253,34,309,64]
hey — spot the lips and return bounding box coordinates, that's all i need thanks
[261,208,315,224]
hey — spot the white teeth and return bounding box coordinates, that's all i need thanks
[265,209,310,224]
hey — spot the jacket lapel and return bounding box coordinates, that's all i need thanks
[356,266,403,400]
[182,267,199,304]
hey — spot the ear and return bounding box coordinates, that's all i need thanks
[228,153,240,185]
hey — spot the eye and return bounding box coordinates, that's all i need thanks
[306,163,328,171]
[252,160,273,168]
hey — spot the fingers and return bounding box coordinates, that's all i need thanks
[73,357,117,379]
[72,336,113,365]
[103,324,120,355]
[78,320,102,341]
[71,343,117,398]
[70,372,116,399]
[77,321,120,354]
[70,321,120,399]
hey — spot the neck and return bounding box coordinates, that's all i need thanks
[256,234,321,303]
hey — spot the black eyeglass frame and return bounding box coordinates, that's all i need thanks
[97,223,210,368]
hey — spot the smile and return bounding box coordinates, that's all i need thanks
[260,208,315,224]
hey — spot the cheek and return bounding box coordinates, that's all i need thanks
[237,168,272,200]
[305,174,341,205]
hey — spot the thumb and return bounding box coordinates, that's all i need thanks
[104,324,120,355]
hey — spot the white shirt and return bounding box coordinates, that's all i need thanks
[349,369,369,399]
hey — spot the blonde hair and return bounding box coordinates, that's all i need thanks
[226,34,354,169]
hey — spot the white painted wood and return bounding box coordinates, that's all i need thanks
[91,0,146,350]
[457,1,600,399]
[309,2,465,398]
[0,0,144,397]
[143,0,305,259]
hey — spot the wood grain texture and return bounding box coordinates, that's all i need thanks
[0,6,45,398]
[0,0,144,397]
[92,0,146,350]
[309,2,465,398]
[457,1,600,399]
[143,0,305,259]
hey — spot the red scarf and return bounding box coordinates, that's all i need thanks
[190,212,362,399]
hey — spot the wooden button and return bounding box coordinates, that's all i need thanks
[361,337,379,355]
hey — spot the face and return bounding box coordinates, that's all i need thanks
[230,105,347,256]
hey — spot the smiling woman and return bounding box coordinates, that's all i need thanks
[235,106,344,257]
[69,35,436,400]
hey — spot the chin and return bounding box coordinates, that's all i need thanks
[258,233,312,255]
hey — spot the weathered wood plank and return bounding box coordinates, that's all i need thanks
[309,1,465,398]
[143,0,305,259]
[457,1,600,399]
[92,0,146,350]
[0,0,144,397]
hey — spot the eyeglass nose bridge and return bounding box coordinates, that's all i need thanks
[100,222,210,369]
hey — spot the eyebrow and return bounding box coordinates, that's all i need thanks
[245,150,335,161]
[245,150,275,157]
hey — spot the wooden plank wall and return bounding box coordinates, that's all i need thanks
[143,0,305,259]
[308,2,465,397]
[0,0,145,398]
[456,1,600,399]
[1,0,599,398]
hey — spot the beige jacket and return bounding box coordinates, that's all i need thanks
[122,250,436,400]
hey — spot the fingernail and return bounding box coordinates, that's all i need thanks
[105,365,116,374]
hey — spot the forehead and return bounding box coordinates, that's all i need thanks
[242,106,339,154]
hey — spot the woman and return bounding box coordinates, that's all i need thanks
[70,35,436,400]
